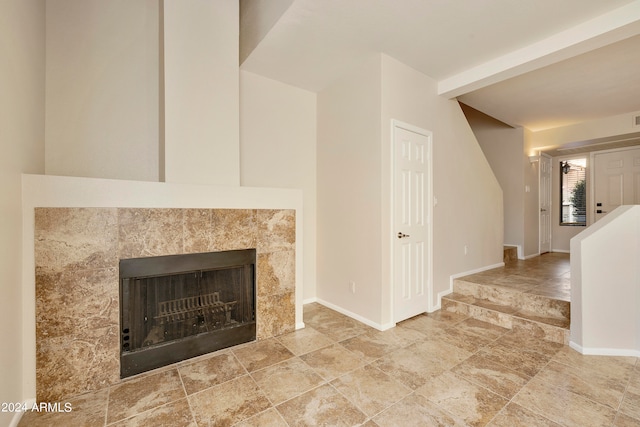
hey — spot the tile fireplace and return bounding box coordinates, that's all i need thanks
[34,207,295,402]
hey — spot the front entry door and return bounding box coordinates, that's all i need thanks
[539,154,552,253]
[593,147,640,221]
[393,122,432,323]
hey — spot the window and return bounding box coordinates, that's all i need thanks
[560,158,586,226]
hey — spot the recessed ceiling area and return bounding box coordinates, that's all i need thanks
[241,0,640,152]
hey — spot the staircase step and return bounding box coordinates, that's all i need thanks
[503,246,518,263]
[443,277,570,345]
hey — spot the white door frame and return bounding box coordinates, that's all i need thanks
[539,153,552,254]
[390,119,434,322]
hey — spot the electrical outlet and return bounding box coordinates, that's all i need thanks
[464,245,468,255]
[349,281,356,294]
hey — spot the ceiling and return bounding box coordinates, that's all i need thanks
[241,0,640,149]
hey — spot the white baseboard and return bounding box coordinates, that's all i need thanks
[302,297,317,305]
[523,252,540,260]
[8,398,35,427]
[552,249,570,254]
[314,298,394,331]
[569,341,640,357]
[448,262,504,291]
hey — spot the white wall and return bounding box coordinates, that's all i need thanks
[163,0,240,186]
[239,70,317,301]
[316,54,503,328]
[0,1,45,424]
[570,205,640,356]
[317,55,384,325]
[381,56,503,320]
[45,0,242,186]
[462,105,524,255]
[45,0,160,182]
[531,110,640,151]
[239,0,293,63]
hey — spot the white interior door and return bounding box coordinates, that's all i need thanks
[539,154,552,253]
[593,147,640,221]
[393,123,431,323]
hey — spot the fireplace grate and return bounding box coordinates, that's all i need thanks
[119,249,256,378]
[156,292,237,324]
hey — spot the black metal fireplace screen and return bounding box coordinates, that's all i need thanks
[119,249,256,378]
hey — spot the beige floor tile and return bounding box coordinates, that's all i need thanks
[619,388,640,420]
[330,365,411,417]
[398,311,468,334]
[107,398,196,427]
[250,357,325,405]
[494,329,564,356]
[434,326,496,353]
[454,317,510,341]
[487,403,561,426]
[512,376,617,426]
[300,343,365,381]
[480,340,554,377]
[552,346,637,378]
[18,389,108,427]
[276,326,335,355]
[232,338,294,372]
[177,351,246,395]
[371,340,465,390]
[309,315,373,342]
[233,408,289,427]
[339,332,403,363]
[106,369,185,424]
[614,411,640,427]
[188,375,271,427]
[451,353,531,399]
[416,371,508,427]
[535,360,628,409]
[276,384,366,426]
[621,366,640,419]
[371,323,427,347]
[373,393,468,427]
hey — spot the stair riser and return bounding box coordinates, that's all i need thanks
[442,297,569,345]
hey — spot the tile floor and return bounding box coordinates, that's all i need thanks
[19,253,640,426]
[460,252,572,302]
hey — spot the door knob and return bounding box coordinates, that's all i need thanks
[397,232,410,239]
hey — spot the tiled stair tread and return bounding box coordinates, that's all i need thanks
[449,271,572,333]
[503,246,518,263]
[453,279,569,315]
[454,279,531,297]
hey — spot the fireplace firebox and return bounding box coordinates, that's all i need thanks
[119,249,256,378]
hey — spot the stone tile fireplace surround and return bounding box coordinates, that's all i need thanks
[22,175,303,404]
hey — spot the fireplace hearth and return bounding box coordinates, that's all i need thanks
[119,249,256,377]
